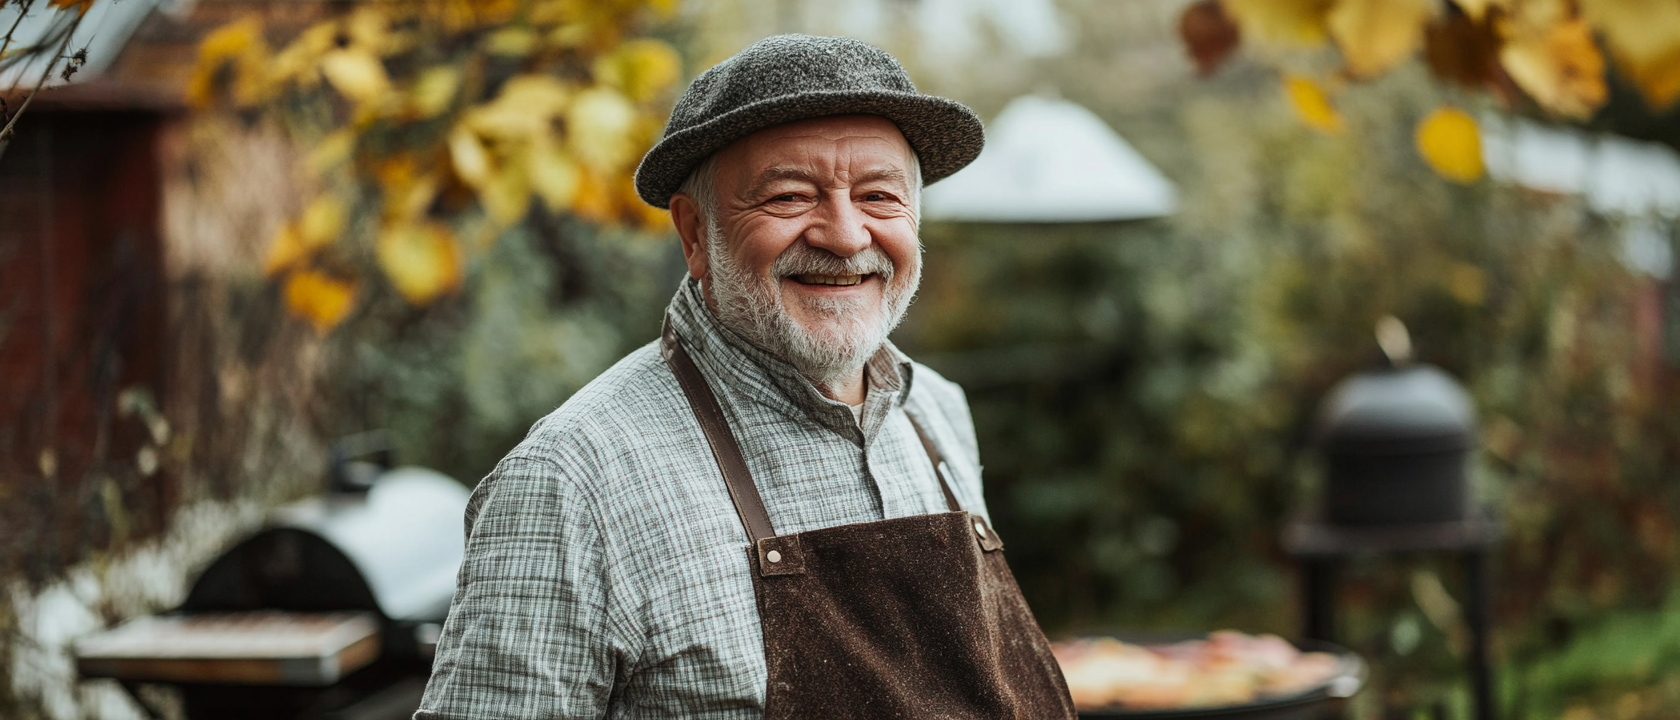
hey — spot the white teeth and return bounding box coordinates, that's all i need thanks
[792,274,864,286]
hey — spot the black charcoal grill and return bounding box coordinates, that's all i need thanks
[1282,319,1501,720]
[77,440,470,720]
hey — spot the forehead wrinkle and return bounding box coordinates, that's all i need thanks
[745,164,910,196]
[747,165,821,192]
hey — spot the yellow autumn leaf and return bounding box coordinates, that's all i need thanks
[377,222,462,304]
[1415,107,1484,183]
[1221,0,1337,47]
[306,129,356,176]
[595,39,682,103]
[379,159,441,221]
[439,0,489,34]
[186,18,269,107]
[568,86,640,172]
[485,27,538,56]
[569,168,622,224]
[1507,0,1573,29]
[481,157,534,226]
[1326,0,1438,78]
[320,48,392,104]
[283,269,358,333]
[299,196,348,247]
[528,0,566,24]
[466,75,571,139]
[1580,0,1680,110]
[530,139,583,212]
[1284,75,1343,133]
[410,66,461,118]
[262,223,307,277]
[502,75,573,114]
[269,23,336,90]
[450,0,519,29]
[548,22,592,49]
[448,126,494,188]
[49,0,94,18]
[194,17,262,62]
[344,6,390,52]
[1448,0,1507,21]
[1499,18,1607,120]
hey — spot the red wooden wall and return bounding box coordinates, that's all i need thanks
[0,110,170,583]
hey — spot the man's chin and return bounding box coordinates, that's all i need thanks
[777,316,888,373]
[786,326,868,355]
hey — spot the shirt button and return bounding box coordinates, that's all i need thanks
[767,550,783,563]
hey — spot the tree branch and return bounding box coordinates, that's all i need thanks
[0,14,76,163]
[0,0,40,66]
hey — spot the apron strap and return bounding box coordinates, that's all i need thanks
[662,318,777,544]
[908,417,965,514]
[660,315,967,541]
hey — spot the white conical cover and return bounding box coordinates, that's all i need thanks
[923,95,1177,223]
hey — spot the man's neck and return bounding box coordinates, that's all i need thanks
[820,370,867,406]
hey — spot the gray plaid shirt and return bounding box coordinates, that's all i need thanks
[416,278,989,719]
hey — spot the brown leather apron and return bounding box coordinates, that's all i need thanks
[662,322,1076,719]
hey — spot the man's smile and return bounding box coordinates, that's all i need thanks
[787,273,872,287]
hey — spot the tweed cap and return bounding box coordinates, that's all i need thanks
[634,34,985,209]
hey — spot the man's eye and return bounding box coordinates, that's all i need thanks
[770,193,800,203]
[863,192,892,202]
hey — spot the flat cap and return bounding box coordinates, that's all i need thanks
[634,34,985,209]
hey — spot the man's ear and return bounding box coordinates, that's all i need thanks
[670,193,709,281]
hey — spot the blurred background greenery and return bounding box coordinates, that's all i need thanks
[5,0,1680,719]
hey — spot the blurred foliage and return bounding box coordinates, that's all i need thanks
[1509,596,1680,717]
[320,211,684,485]
[896,61,1679,719]
[1178,0,1680,185]
[191,0,681,332]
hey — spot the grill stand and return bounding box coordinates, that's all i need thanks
[1283,517,1500,720]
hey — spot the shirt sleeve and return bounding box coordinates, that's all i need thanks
[415,453,634,720]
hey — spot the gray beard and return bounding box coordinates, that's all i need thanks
[704,221,920,394]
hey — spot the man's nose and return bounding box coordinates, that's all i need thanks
[802,193,872,257]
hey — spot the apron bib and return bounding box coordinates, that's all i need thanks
[662,321,1076,719]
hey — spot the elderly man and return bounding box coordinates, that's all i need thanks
[417,35,1074,719]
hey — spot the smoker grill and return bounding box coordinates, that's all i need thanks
[1313,363,1476,526]
[1285,320,1500,720]
[76,449,470,720]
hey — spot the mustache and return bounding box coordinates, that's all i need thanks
[770,244,896,284]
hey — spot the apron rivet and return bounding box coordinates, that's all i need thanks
[767,550,783,563]
[974,521,987,536]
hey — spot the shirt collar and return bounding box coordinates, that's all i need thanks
[665,277,915,445]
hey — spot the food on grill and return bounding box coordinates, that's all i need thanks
[1052,631,1342,710]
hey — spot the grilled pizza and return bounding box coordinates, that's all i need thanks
[1051,631,1342,711]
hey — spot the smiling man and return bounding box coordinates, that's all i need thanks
[417,35,1075,720]
[677,113,921,408]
